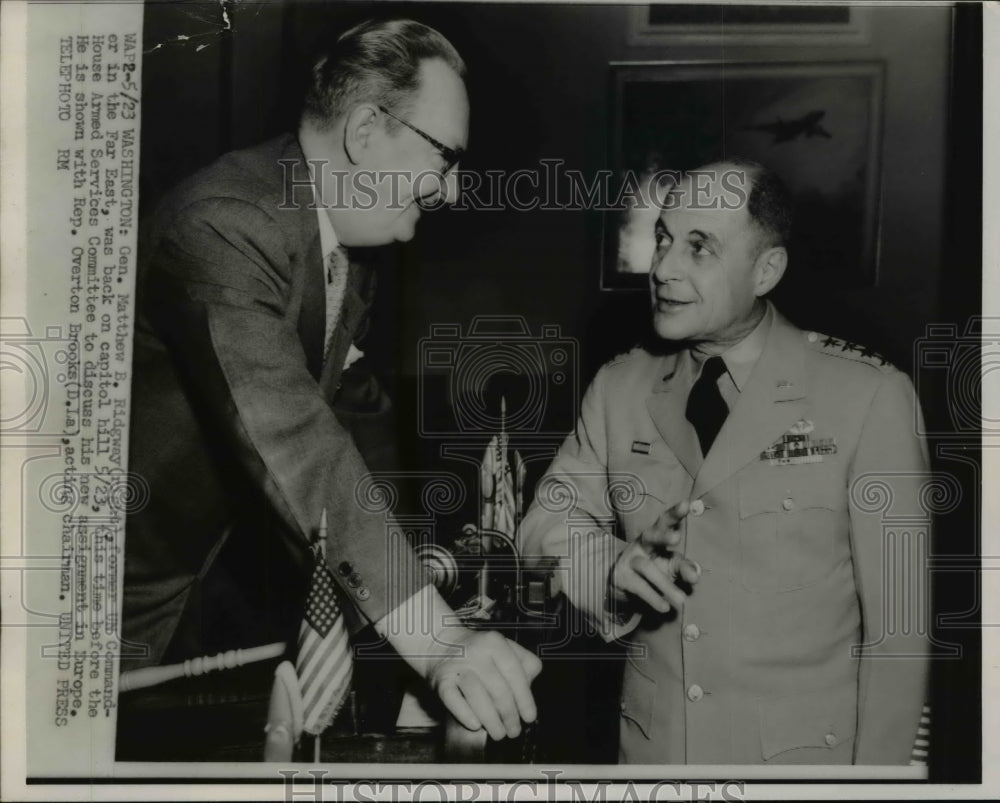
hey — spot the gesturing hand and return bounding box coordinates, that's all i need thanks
[426,628,542,741]
[610,500,702,614]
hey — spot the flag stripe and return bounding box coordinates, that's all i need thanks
[301,643,351,718]
[909,705,931,766]
[299,625,347,692]
[303,661,352,734]
[297,623,333,673]
[300,635,349,706]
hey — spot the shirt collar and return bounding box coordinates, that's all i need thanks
[691,302,773,392]
[299,133,341,258]
[721,302,772,391]
[315,199,339,258]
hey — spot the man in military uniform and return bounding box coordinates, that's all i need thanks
[520,160,930,764]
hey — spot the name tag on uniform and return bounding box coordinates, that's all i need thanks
[760,419,837,466]
[631,441,652,455]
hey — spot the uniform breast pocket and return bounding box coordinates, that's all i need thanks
[738,465,850,592]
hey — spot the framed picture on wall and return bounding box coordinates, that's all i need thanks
[602,61,885,290]
[627,5,873,47]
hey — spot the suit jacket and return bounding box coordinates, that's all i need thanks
[123,134,426,669]
[519,304,930,765]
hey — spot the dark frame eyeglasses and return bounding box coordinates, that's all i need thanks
[378,105,464,175]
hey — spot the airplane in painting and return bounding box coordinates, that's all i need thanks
[741,110,832,144]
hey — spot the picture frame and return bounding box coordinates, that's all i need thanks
[627,4,873,47]
[602,60,885,290]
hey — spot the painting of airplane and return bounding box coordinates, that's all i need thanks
[606,62,883,288]
[741,109,832,144]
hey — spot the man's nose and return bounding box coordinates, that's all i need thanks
[416,170,460,208]
[440,169,460,206]
[651,245,681,284]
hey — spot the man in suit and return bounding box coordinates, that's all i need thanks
[520,160,930,764]
[124,18,539,745]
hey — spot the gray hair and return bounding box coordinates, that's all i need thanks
[302,18,466,131]
[707,157,793,249]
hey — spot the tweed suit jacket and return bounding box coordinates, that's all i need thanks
[123,134,426,670]
[520,304,930,765]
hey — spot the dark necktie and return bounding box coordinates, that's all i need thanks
[685,356,729,456]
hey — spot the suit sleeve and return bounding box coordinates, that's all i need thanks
[848,369,931,764]
[144,197,427,626]
[519,365,640,640]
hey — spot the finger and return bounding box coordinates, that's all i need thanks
[509,640,543,683]
[497,641,539,722]
[669,498,691,522]
[638,526,677,552]
[622,576,671,613]
[632,555,688,610]
[457,672,509,741]
[652,554,700,588]
[473,651,523,737]
[620,557,672,613]
[642,504,688,550]
[677,557,702,584]
[656,499,690,531]
[438,680,482,733]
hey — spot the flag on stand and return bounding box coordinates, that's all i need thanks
[296,509,353,736]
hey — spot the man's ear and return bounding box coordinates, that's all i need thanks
[753,246,788,297]
[343,104,379,166]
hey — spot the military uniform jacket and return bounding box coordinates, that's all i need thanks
[123,134,426,669]
[520,304,930,765]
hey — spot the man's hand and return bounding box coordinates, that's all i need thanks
[426,628,542,741]
[377,585,543,741]
[610,500,701,614]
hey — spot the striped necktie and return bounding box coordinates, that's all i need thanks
[324,246,350,362]
[296,509,352,736]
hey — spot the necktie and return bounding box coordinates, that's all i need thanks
[685,356,730,456]
[296,509,352,736]
[324,246,350,363]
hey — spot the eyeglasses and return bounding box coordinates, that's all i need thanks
[378,104,464,175]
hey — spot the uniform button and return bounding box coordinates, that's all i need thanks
[825,733,837,746]
[782,497,795,511]
[348,572,362,588]
[620,700,626,713]
[807,331,819,343]
[689,499,705,516]
[338,562,353,577]
[687,684,704,702]
[683,624,701,642]
[357,587,371,601]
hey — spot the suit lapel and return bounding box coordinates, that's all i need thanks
[692,308,810,497]
[298,231,325,381]
[274,134,326,381]
[646,351,703,480]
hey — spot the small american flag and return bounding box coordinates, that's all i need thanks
[909,704,931,766]
[296,509,352,736]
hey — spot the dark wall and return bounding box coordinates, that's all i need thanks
[141,1,955,380]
